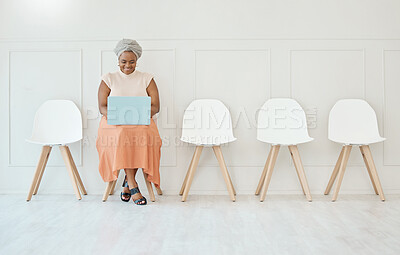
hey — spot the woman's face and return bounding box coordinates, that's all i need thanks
[118,51,137,75]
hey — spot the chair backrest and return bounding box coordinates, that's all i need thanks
[328,99,385,144]
[180,99,236,145]
[28,100,82,145]
[257,98,313,145]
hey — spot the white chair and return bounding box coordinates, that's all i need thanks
[26,100,86,201]
[255,98,313,202]
[179,99,237,201]
[102,170,163,202]
[325,99,385,201]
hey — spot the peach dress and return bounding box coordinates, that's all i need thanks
[96,69,162,187]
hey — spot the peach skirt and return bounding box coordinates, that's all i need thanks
[96,116,162,187]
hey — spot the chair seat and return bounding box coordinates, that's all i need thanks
[257,136,314,145]
[26,138,81,146]
[329,136,386,145]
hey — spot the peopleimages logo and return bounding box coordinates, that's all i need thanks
[107,105,151,125]
[81,104,317,148]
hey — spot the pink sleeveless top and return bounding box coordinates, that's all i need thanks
[101,69,153,97]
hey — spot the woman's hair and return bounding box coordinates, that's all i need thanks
[114,39,142,59]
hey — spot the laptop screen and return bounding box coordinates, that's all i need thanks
[107,96,151,125]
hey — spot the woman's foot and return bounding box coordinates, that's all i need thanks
[121,187,131,201]
[130,186,147,205]
[125,170,147,205]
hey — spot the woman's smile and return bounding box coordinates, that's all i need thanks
[124,67,134,73]
[119,51,137,75]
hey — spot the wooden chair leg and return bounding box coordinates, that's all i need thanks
[227,171,236,196]
[144,173,156,202]
[324,146,345,195]
[102,181,114,202]
[27,146,52,201]
[260,145,280,202]
[156,186,163,195]
[182,146,203,202]
[289,145,312,202]
[59,146,82,200]
[288,146,305,195]
[213,146,236,196]
[179,150,196,195]
[109,179,117,195]
[33,146,52,195]
[255,146,274,195]
[361,145,385,201]
[332,145,352,202]
[110,170,121,195]
[359,146,379,195]
[212,146,236,202]
[65,146,87,195]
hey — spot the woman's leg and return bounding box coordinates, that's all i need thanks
[125,168,145,204]
[121,173,130,201]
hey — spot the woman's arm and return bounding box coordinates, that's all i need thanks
[98,81,111,118]
[146,79,160,117]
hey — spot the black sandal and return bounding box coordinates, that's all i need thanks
[120,176,131,202]
[130,187,147,205]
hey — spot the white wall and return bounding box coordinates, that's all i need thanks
[1,0,400,195]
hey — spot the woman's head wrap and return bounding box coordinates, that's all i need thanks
[113,39,142,59]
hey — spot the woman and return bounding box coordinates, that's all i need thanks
[96,39,162,205]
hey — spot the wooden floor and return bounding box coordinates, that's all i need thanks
[1,194,400,255]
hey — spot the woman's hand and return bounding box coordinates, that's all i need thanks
[98,80,111,119]
[146,79,160,117]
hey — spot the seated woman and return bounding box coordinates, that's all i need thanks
[96,39,162,205]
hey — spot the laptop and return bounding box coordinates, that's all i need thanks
[107,96,151,125]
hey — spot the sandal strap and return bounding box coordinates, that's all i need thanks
[133,197,146,203]
[130,187,140,195]
[120,191,131,202]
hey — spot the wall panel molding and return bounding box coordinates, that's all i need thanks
[194,49,271,167]
[8,49,83,167]
[2,38,400,43]
[289,49,366,167]
[382,49,400,166]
